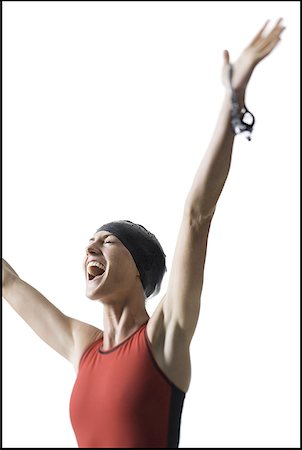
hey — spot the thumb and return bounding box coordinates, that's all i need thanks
[223,49,230,65]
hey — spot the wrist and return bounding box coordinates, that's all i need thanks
[226,82,255,140]
[225,88,246,117]
[237,90,246,110]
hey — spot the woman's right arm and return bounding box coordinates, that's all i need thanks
[2,258,103,369]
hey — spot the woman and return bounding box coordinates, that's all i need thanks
[2,19,285,448]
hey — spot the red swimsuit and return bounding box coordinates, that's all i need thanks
[69,320,186,448]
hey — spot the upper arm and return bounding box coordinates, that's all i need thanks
[162,206,215,344]
[3,277,103,365]
[69,319,103,372]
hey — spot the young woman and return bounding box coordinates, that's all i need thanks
[2,18,285,448]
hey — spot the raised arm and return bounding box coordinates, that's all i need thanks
[159,19,285,345]
[2,258,103,371]
[186,18,285,218]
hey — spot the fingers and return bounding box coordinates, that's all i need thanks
[269,18,286,38]
[249,20,270,46]
[257,36,281,59]
[257,22,285,53]
[252,19,285,57]
[274,17,284,28]
[223,49,230,65]
[249,18,285,48]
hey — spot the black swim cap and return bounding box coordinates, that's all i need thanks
[96,220,167,299]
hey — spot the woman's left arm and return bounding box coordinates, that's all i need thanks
[159,19,286,343]
[185,18,286,220]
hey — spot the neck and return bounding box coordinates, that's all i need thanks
[102,298,149,350]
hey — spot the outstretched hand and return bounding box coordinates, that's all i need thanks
[221,18,286,95]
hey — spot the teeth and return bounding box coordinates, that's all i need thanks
[87,261,106,271]
[87,261,106,280]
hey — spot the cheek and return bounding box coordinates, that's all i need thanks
[122,262,137,280]
[113,258,133,280]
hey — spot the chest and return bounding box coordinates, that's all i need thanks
[69,339,175,447]
[69,333,187,448]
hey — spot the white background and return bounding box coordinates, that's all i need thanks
[2,1,300,448]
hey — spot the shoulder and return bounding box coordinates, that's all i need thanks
[69,318,103,373]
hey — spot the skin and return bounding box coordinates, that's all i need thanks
[84,231,149,350]
[222,18,286,96]
[186,18,286,215]
[2,19,286,394]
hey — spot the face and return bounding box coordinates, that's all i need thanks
[84,231,140,302]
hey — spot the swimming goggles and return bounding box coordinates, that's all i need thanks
[228,63,255,141]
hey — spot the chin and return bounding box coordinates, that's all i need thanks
[85,289,102,301]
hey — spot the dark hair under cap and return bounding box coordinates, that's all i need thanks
[96,220,167,300]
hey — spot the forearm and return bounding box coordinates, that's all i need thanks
[2,258,20,294]
[185,91,245,218]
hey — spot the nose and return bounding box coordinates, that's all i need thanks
[85,242,103,256]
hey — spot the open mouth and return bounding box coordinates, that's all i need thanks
[88,271,105,281]
[87,262,106,281]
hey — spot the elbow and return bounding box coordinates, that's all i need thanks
[184,199,216,225]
